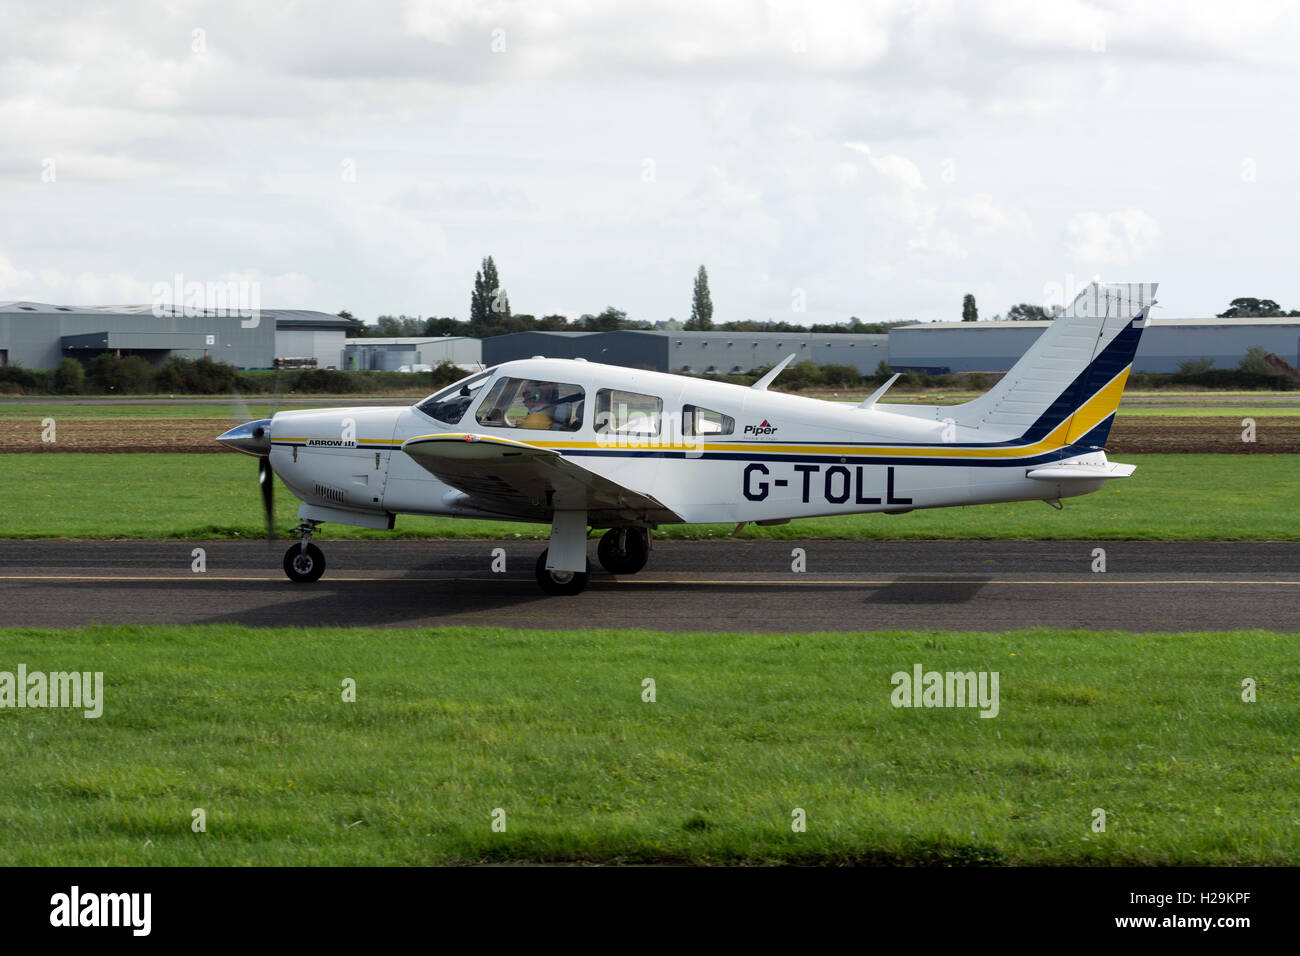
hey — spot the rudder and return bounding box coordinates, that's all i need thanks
[950,281,1157,449]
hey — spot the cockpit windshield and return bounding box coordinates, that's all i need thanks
[415,371,493,425]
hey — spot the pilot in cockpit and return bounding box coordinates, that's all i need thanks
[516,382,557,430]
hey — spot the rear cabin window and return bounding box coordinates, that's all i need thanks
[474,377,585,431]
[595,389,663,436]
[683,404,734,436]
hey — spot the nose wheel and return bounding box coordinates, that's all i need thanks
[283,521,326,583]
[284,542,326,583]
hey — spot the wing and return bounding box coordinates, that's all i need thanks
[400,432,683,525]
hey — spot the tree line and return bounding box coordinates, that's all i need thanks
[351,259,1300,337]
[345,257,907,339]
[960,294,1300,322]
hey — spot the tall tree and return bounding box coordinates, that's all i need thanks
[962,293,978,322]
[470,256,510,331]
[686,265,714,330]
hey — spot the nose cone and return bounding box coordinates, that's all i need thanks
[217,418,273,457]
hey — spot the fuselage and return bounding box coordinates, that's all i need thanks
[265,357,1113,530]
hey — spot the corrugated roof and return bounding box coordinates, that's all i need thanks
[0,301,353,326]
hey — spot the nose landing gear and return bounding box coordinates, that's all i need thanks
[283,520,326,583]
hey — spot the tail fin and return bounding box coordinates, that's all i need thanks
[950,281,1157,451]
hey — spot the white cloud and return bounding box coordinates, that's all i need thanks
[953,193,1031,238]
[0,254,35,293]
[0,2,1295,320]
[1066,210,1162,265]
[843,142,927,193]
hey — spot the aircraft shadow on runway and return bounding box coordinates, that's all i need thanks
[856,578,991,604]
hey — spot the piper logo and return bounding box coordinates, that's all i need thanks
[744,419,778,436]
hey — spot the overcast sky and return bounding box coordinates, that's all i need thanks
[2,0,1298,324]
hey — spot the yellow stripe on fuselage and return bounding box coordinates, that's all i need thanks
[275,366,1131,460]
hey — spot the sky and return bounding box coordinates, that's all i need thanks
[2,0,1298,325]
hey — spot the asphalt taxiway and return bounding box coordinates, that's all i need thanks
[0,540,1296,632]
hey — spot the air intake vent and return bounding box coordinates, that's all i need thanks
[313,483,346,504]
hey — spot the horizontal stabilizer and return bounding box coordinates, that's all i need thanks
[1025,462,1136,481]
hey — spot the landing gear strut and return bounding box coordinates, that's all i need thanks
[283,521,325,583]
[535,549,589,595]
[533,509,591,595]
[597,528,650,575]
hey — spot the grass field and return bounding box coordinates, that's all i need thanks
[0,453,1295,540]
[1,624,1295,866]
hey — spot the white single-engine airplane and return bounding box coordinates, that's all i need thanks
[219,281,1156,594]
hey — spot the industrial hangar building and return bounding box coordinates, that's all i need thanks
[483,329,890,374]
[269,311,360,368]
[0,301,355,370]
[6,300,1296,378]
[343,336,482,371]
[888,317,1300,374]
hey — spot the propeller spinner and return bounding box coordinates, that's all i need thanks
[216,418,276,539]
[216,418,272,457]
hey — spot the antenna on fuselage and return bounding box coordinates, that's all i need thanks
[750,353,797,391]
[856,372,900,410]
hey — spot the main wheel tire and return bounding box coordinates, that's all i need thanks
[535,549,589,595]
[283,542,326,583]
[597,528,650,575]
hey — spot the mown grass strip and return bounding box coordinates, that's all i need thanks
[0,453,1295,540]
[0,625,1295,865]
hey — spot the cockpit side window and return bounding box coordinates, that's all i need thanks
[415,371,492,425]
[475,377,586,431]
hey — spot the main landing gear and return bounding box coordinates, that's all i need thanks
[596,528,650,575]
[534,550,589,596]
[532,525,653,595]
[283,520,326,583]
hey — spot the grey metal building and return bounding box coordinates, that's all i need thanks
[0,301,353,370]
[887,317,1300,374]
[343,336,483,371]
[483,329,889,374]
[273,311,360,369]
